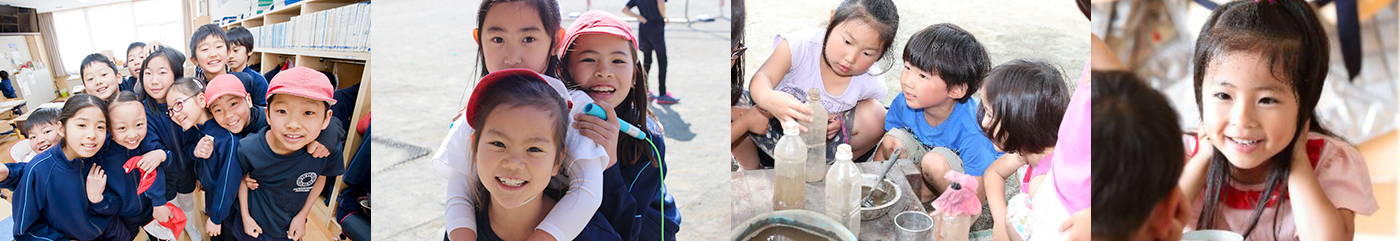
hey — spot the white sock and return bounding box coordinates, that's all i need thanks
[176,193,203,241]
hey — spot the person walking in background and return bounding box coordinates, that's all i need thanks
[623,0,678,104]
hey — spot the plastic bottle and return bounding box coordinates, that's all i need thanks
[773,120,807,210]
[824,144,861,234]
[804,88,828,182]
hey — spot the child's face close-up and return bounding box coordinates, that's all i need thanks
[82,62,121,100]
[209,94,252,133]
[480,1,552,74]
[979,99,1003,152]
[143,55,176,102]
[265,94,331,155]
[823,20,884,77]
[126,48,147,77]
[228,45,251,71]
[193,35,229,75]
[108,102,148,150]
[166,90,207,130]
[474,105,561,209]
[62,107,107,158]
[27,123,59,153]
[899,62,961,110]
[1200,52,1300,169]
[568,34,636,106]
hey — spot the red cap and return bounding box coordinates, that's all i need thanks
[557,10,637,58]
[465,68,550,129]
[204,74,248,107]
[267,66,336,106]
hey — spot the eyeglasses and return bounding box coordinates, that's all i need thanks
[168,95,198,113]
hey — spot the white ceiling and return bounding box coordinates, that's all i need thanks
[0,0,135,13]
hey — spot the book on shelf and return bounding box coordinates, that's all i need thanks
[245,2,370,53]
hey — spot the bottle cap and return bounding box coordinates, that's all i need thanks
[836,144,852,161]
[782,120,800,135]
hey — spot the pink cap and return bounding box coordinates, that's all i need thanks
[204,74,248,107]
[267,66,336,106]
[557,10,637,58]
[465,68,550,129]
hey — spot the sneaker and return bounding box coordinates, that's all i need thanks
[656,92,680,104]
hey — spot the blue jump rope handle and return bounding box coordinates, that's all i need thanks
[583,103,648,140]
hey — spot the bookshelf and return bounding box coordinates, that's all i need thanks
[195,0,370,239]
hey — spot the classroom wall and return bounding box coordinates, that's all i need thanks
[0,35,54,106]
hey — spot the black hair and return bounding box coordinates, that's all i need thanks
[980,59,1068,154]
[137,47,187,114]
[0,70,8,80]
[903,23,990,103]
[226,26,255,53]
[824,0,899,74]
[80,53,120,82]
[22,107,60,134]
[58,94,110,154]
[560,34,658,168]
[126,42,147,57]
[467,73,570,212]
[107,91,142,110]
[1190,0,1333,238]
[475,0,563,78]
[189,24,229,60]
[1091,70,1185,241]
[731,0,746,106]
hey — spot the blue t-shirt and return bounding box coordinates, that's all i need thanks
[883,93,1002,176]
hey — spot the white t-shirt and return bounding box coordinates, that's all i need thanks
[432,75,609,240]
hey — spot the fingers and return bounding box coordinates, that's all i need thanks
[592,100,620,125]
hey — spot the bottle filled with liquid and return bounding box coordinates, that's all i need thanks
[824,144,862,234]
[804,88,828,183]
[773,121,807,210]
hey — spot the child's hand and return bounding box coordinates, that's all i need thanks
[243,216,262,238]
[754,92,813,130]
[139,150,167,173]
[1059,208,1090,241]
[575,101,621,169]
[245,176,260,190]
[875,135,903,162]
[206,218,222,236]
[308,141,331,158]
[153,205,172,222]
[86,164,106,203]
[194,135,214,159]
[287,216,307,240]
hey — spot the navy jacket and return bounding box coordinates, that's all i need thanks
[599,131,681,241]
[3,146,123,240]
[94,133,168,228]
[194,119,244,225]
[475,205,620,241]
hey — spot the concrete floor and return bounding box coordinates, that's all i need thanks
[370,0,731,240]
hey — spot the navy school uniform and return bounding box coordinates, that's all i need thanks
[239,67,270,107]
[226,126,345,240]
[143,100,202,200]
[474,206,621,241]
[194,119,244,227]
[95,133,169,235]
[120,76,137,93]
[1,146,131,241]
[598,130,681,241]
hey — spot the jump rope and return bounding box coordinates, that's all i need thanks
[583,103,668,237]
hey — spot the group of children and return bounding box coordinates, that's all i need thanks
[728,0,1090,239]
[433,0,680,240]
[1094,0,1378,240]
[0,23,349,240]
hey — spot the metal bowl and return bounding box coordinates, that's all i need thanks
[858,174,901,221]
[731,210,858,241]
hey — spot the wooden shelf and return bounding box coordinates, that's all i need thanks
[255,48,368,60]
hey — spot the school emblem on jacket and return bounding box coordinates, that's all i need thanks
[295,172,318,192]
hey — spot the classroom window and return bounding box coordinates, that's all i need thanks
[52,0,183,76]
